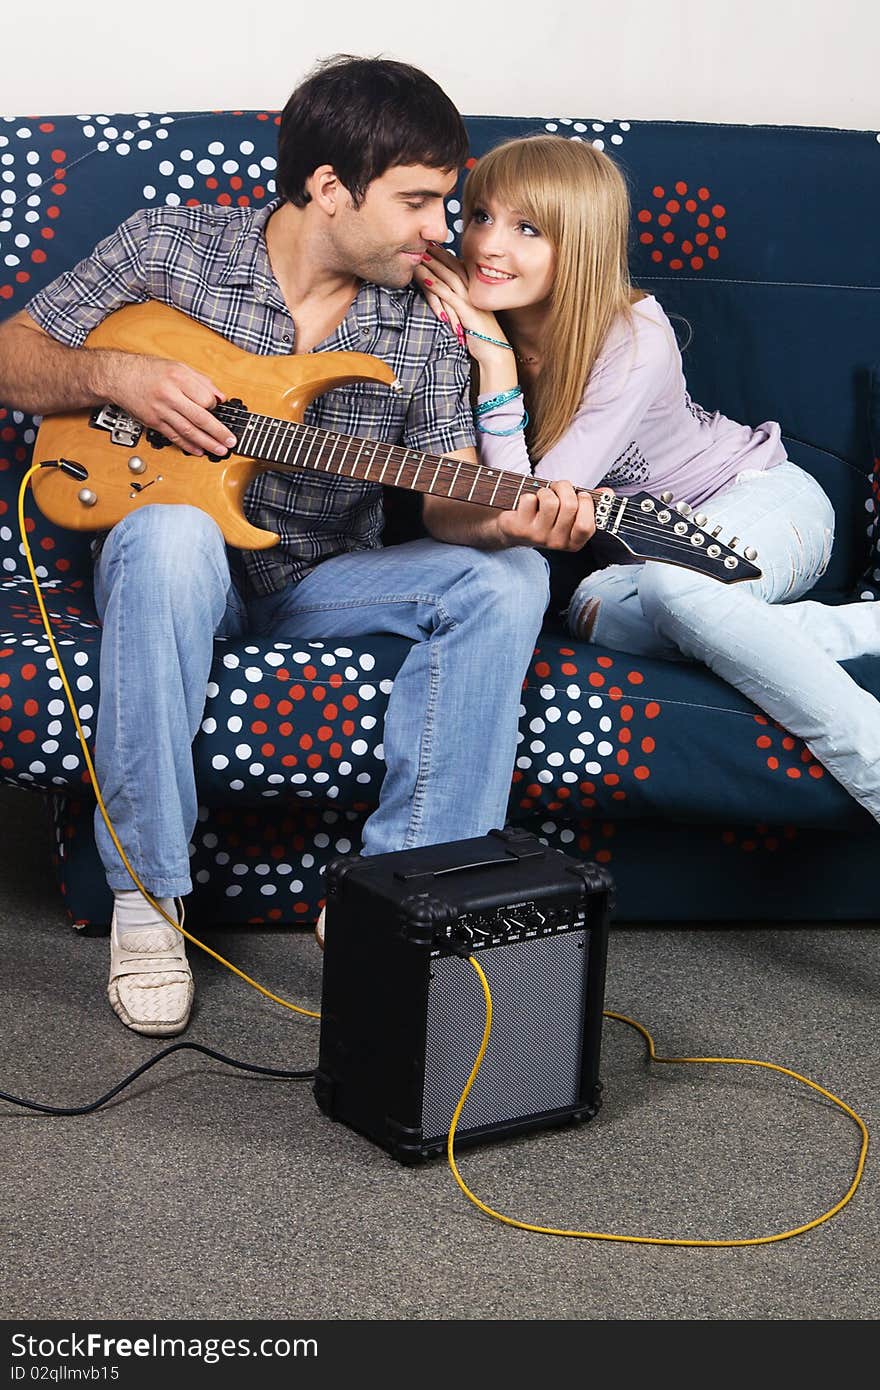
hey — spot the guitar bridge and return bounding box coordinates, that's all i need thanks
[89,404,144,448]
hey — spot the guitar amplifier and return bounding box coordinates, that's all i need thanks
[313,827,613,1164]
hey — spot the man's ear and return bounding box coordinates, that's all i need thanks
[306,165,348,215]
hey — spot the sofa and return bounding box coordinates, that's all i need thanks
[1,108,878,930]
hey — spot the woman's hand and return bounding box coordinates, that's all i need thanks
[413,244,469,345]
[414,246,515,369]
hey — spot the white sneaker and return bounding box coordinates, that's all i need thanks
[107,899,193,1037]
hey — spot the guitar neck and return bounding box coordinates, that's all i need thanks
[217,403,571,511]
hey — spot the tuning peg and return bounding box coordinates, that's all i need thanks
[675,500,692,517]
[660,491,674,504]
[744,546,758,561]
[693,512,708,527]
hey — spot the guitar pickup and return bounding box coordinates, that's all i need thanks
[89,404,143,448]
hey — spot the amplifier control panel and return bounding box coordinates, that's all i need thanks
[433,899,586,954]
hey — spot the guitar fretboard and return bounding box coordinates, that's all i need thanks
[215,403,593,512]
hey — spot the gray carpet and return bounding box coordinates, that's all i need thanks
[1,783,878,1325]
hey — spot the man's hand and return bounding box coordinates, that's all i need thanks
[105,353,237,457]
[0,311,236,456]
[496,480,596,552]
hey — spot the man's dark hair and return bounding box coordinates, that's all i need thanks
[277,54,469,208]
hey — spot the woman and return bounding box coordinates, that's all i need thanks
[416,134,880,825]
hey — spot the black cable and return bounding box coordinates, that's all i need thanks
[0,1042,316,1116]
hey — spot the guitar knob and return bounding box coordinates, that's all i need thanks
[693,512,708,527]
[744,546,758,561]
[660,491,674,504]
[675,500,692,517]
[77,488,98,508]
[127,455,147,474]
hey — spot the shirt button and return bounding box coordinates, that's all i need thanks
[281,332,291,343]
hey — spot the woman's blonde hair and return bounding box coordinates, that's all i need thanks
[463,134,636,460]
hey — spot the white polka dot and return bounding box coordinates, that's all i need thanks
[244,667,263,682]
[200,717,217,733]
[61,755,79,770]
[211,754,229,769]
[227,716,242,732]
[229,688,247,705]
[597,741,613,756]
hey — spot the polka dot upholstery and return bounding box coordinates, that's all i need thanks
[2,110,880,927]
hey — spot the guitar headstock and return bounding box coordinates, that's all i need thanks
[594,488,762,585]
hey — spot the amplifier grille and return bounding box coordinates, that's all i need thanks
[421,929,588,1141]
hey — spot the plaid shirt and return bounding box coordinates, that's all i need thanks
[26,199,475,596]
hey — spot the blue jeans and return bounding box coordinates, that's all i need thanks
[92,505,550,896]
[566,461,880,823]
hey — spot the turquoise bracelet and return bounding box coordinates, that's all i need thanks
[477,410,529,436]
[465,328,514,351]
[475,386,523,416]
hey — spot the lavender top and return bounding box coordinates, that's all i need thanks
[477,295,786,505]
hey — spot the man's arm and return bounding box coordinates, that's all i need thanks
[0,310,237,458]
[421,448,596,553]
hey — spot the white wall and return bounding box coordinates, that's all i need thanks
[4,0,878,130]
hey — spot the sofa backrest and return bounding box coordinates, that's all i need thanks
[1,110,877,593]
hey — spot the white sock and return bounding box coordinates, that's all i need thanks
[113,889,178,936]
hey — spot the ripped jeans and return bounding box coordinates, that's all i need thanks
[567,460,880,824]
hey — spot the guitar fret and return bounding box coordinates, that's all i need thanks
[334,435,354,474]
[278,420,297,464]
[486,471,503,507]
[287,423,312,469]
[248,414,269,459]
[302,426,327,471]
[427,456,445,493]
[361,440,380,478]
[445,459,463,497]
[408,453,426,491]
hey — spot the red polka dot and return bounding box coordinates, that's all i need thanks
[644,702,660,719]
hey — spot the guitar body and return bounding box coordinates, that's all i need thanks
[32,301,399,549]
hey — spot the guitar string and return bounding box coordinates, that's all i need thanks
[214,406,755,567]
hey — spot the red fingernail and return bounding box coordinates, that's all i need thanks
[440,312,449,323]
[424,278,433,286]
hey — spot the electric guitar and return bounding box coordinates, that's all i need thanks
[31,301,761,583]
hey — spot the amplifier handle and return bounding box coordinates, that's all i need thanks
[393,844,545,884]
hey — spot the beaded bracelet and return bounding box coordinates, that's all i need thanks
[477,410,529,436]
[465,328,514,351]
[474,386,523,416]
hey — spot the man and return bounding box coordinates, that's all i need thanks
[0,55,594,1037]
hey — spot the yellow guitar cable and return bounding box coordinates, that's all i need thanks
[18,465,318,1019]
[448,956,869,1246]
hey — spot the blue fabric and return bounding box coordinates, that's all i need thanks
[1,110,878,925]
